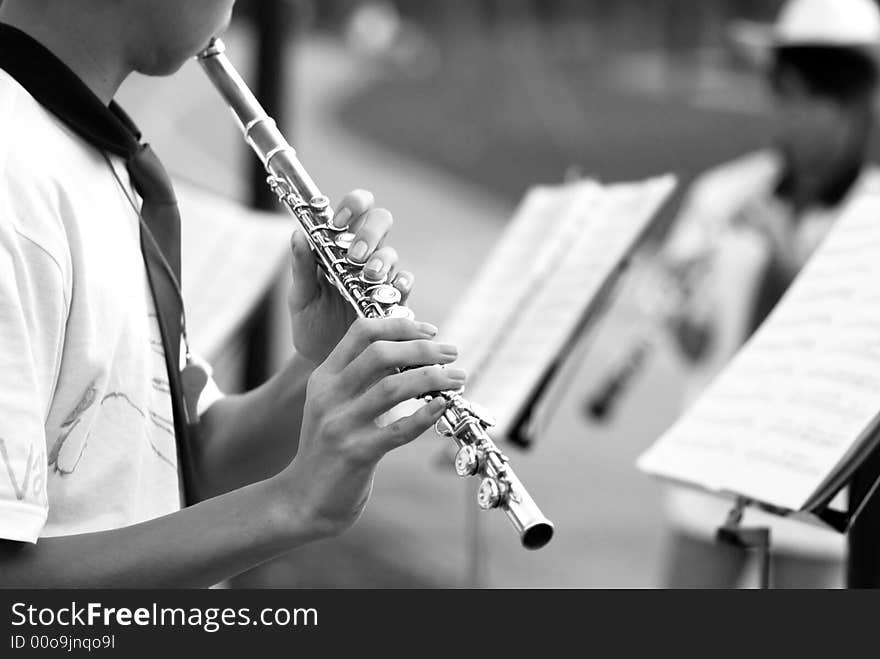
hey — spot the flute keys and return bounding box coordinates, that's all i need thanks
[454,445,480,477]
[469,402,497,428]
[310,195,330,212]
[370,284,402,306]
[477,477,504,510]
[360,270,388,284]
[387,305,415,321]
[309,195,333,223]
[333,231,357,250]
[434,414,454,437]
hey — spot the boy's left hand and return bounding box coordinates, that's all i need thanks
[287,189,415,364]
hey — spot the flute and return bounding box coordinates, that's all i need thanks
[586,247,715,422]
[197,39,554,549]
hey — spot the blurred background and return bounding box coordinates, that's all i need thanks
[114,0,878,587]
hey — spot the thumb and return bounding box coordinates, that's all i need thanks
[289,230,319,311]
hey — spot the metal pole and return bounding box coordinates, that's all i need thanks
[717,499,773,589]
[846,444,880,588]
[229,0,301,590]
[249,0,296,211]
[466,479,486,587]
[243,0,298,390]
[754,530,772,590]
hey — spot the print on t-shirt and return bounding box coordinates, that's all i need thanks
[0,438,44,502]
[49,381,97,475]
[44,310,178,479]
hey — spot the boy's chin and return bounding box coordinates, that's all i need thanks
[136,59,188,77]
[137,47,205,77]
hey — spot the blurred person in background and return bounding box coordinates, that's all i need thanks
[658,0,880,588]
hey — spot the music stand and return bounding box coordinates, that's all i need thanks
[712,424,880,590]
[507,198,675,448]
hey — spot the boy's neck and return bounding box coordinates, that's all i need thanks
[0,4,131,104]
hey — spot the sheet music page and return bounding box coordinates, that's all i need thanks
[441,181,600,375]
[177,182,292,360]
[638,194,880,511]
[442,176,676,438]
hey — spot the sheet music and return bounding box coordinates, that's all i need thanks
[441,182,597,375]
[442,176,676,438]
[177,182,292,360]
[638,194,880,511]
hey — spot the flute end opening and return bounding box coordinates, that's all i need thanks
[522,521,554,550]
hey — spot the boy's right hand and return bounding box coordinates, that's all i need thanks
[276,317,465,540]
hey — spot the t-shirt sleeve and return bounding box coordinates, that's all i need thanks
[0,196,68,543]
[197,375,225,417]
[177,343,225,418]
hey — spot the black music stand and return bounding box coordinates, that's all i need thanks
[507,194,676,448]
[847,444,880,588]
[712,431,880,590]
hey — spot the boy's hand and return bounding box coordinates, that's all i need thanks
[279,318,465,538]
[288,190,415,364]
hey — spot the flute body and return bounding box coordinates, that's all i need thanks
[197,39,553,549]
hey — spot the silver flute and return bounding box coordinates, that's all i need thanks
[197,39,554,549]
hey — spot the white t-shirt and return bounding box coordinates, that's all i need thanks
[0,70,218,543]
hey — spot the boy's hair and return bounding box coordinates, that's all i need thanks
[770,45,879,104]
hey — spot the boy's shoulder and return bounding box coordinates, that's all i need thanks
[0,69,98,181]
[0,69,46,161]
[0,69,108,262]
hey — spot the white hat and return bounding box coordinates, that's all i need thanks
[728,0,880,69]
[774,0,880,48]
